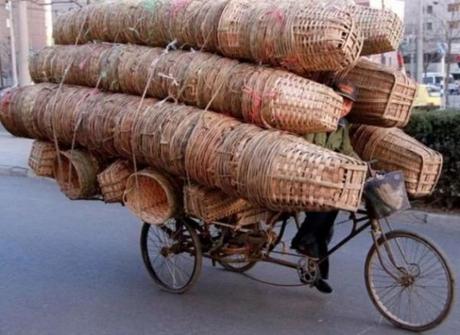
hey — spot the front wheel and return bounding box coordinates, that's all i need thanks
[140,218,202,294]
[365,230,455,332]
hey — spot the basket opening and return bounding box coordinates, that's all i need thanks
[55,155,81,198]
[125,173,174,225]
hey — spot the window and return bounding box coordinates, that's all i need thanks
[449,20,460,29]
[427,22,433,30]
[427,5,433,14]
[448,3,460,12]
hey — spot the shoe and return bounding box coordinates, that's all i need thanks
[314,279,333,294]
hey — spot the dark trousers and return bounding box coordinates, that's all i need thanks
[292,211,339,279]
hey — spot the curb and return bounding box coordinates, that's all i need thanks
[0,164,34,178]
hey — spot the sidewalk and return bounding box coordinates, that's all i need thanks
[0,127,33,177]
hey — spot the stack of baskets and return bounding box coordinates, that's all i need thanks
[1,83,368,213]
[28,141,56,178]
[0,0,443,225]
[30,44,344,134]
[351,126,443,198]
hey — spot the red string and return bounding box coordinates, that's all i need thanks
[170,0,191,18]
[243,86,277,125]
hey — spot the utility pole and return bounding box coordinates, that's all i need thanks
[416,0,424,82]
[17,0,32,86]
[7,0,18,86]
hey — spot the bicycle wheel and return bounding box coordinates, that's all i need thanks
[140,218,202,294]
[365,230,455,332]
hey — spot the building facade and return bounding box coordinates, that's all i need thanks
[403,0,460,79]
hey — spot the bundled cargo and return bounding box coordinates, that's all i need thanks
[28,141,56,177]
[97,160,134,203]
[347,6,403,55]
[184,184,253,222]
[0,83,367,212]
[124,169,182,224]
[54,150,101,200]
[345,59,417,127]
[52,0,363,74]
[30,44,344,134]
[351,125,443,198]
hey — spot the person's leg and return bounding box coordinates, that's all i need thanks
[316,211,339,280]
[291,212,326,257]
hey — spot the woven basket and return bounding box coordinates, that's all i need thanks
[348,5,403,56]
[345,59,417,128]
[124,169,182,225]
[351,125,443,198]
[184,184,252,222]
[235,206,272,227]
[28,141,57,178]
[3,83,368,212]
[97,160,134,203]
[30,44,344,135]
[52,0,363,74]
[54,150,101,200]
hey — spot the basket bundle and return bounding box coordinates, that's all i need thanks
[97,160,134,203]
[54,149,101,200]
[184,184,252,222]
[52,0,363,75]
[347,6,403,56]
[30,44,344,134]
[1,83,367,212]
[28,141,57,178]
[123,168,182,225]
[345,59,417,128]
[351,125,443,198]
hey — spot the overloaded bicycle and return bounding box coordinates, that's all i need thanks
[139,169,455,332]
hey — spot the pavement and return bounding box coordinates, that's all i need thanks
[0,126,33,177]
[0,176,460,335]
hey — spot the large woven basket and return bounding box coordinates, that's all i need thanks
[345,59,417,128]
[3,83,368,212]
[348,5,403,56]
[124,169,182,225]
[184,184,252,222]
[30,44,344,135]
[97,160,134,203]
[28,141,57,178]
[52,0,363,74]
[351,125,443,198]
[54,150,101,200]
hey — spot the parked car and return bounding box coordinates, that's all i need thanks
[423,72,459,95]
[413,84,442,110]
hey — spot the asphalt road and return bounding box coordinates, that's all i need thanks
[1,176,459,335]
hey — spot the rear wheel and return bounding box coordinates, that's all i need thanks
[140,218,202,294]
[365,230,455,332]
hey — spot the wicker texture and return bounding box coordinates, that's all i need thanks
[97,160,134,203]
[351,125,443,198]
[54,149,101,200]
[52,0,363,75]
[28,141,57,177]
[30,44,344,134]
[1,83,367,212]
[124,168,182,225]
[345,58,417,128]
[347,5,403,55]
[184,184,252,222]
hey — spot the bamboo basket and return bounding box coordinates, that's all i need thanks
[30,44,344,135]
[124,169,182,225]
[2,84,368,212]
[54,150,101,200]
[345,59,417,128]
[235,206,273,227]
[52,0,363,74]
[351,125,443,198]
[347,5,403,56]
[28,141,57,178]
[184,184,252,222]
[97,160,134,203]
